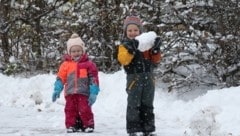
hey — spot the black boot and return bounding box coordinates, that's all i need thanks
[142,132,156,136]
[66,127,77,133]
[74,117,83,131]
[129,133,138,136]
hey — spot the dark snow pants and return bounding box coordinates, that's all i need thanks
[65,94,94,129]
[126,73,155,133]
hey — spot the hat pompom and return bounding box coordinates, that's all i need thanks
[70,33,79,39]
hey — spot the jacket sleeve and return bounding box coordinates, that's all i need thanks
[88,61,99,86]
[117,44,134,66]
[57,62,68,84]
[150,51,161,64]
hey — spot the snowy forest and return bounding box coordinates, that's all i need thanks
[0,0,240,94]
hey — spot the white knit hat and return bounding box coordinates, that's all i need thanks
[67,33,85,54]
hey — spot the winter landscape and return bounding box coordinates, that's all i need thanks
[1,0,240,136]
[0,70,240,136]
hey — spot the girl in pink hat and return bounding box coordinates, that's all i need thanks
[52,33,100,133]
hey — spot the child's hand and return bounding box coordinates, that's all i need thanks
[122,39,139,55]
[88,84,100,106]
[52,79,63,102]
[52,91,60,102]
[88,94,97,106]
[89,84,100,95]
[151,37,162,54]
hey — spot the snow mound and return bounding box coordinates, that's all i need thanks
[184,106,225,136]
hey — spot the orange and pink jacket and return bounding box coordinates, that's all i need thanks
[57,53,99,97]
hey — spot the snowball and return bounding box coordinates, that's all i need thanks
[135,31,157,52]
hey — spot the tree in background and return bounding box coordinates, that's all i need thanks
[0,0,239,93]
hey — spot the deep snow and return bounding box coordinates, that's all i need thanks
[0,70,240,136]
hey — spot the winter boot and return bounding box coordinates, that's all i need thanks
[142,132,156,136]
[66,127,77,133]
[129,132,138,136]
[84,127,94,133]
[74,117,83,131]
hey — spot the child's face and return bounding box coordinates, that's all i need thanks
[70,45,83,59]
[126,24,140,39]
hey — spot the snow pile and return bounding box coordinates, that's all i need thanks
[184,106,225,136]
[1,71,240,135]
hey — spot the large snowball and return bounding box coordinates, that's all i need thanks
[135,31,157,52]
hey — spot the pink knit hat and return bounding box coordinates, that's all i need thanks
[123,16,143,32]
[67,33,85,54]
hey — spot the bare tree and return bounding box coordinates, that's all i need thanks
[0,0,239,93]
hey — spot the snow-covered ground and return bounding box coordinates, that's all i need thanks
[0,70,240,136]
